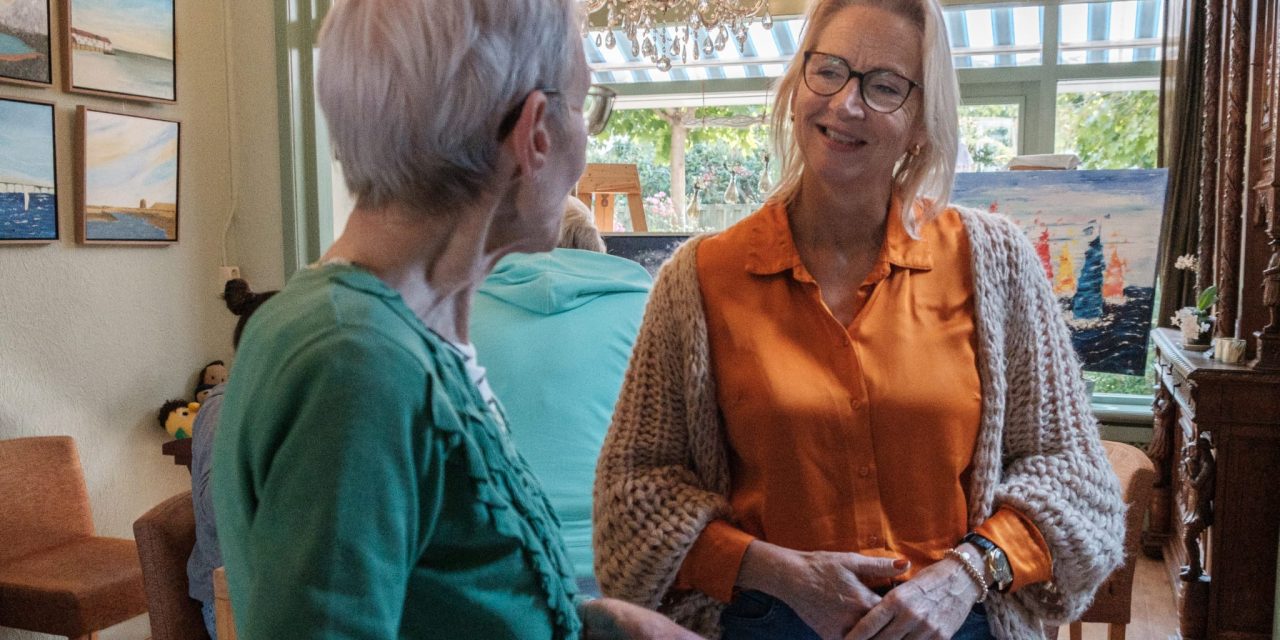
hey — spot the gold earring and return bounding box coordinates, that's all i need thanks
[909,144,922,156]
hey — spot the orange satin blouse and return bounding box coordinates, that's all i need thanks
[675,199,1052,603]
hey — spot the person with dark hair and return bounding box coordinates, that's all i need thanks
[186,278,277,639]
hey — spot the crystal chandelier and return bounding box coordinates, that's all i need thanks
[584,0,774,72]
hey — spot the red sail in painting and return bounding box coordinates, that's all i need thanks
[1035,227,1054,281]
[1103,246,1128,303]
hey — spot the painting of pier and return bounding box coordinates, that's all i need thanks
[77,107,179,243]
[65,0,174,101]
[0,97,57,242]
[952,169,1168,376]
[0,0,51,85]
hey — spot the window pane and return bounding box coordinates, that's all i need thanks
[1059,0,1163,65]
[944,4,1043,69]
[1055,87,1158,168]
[958,103,1020,172]
[586,106,769,232]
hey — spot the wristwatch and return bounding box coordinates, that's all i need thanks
[960,532,1013,593]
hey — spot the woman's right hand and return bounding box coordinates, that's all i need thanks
[736,540,910,640]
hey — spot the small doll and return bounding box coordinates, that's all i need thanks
[157,399,200,439]
[194,360,229,403]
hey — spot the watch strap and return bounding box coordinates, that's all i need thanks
[960,532,1013,592]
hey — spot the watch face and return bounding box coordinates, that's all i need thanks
[985,551,1013,588]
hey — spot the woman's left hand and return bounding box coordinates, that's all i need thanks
[841,548,984,640]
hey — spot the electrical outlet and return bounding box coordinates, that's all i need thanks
[219,266,241,282]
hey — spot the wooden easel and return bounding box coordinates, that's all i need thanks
[576,163,647,232]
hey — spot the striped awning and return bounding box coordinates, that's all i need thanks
[586,0,1164,84]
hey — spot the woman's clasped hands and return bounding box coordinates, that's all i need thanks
[738,540,983,640]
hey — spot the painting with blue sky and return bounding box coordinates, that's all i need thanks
[951,169,1168,376]
[79,108,179,242]
[67,0,174,101]
[0,97,57,242]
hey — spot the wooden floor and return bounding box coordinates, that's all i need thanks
[1055,553,1179,640]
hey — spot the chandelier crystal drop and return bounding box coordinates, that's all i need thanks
[583,0,773,71]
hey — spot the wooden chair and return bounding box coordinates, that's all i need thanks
[133,490,209,640]
[213,566,237,640]
[577,163,647,232]
[0,436,147,639]
[1068,440,1156,640]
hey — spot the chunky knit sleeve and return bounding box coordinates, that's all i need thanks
[960,208,1127,633]
[592,236,732,637]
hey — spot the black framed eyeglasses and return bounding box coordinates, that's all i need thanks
[496,84,617,140]
[802,51,921,114]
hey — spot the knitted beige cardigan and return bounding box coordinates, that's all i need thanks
[593,206,1126,639]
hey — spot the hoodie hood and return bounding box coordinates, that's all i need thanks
[478,248,652,316]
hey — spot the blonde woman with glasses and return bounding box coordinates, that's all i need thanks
[594,1,1125,638]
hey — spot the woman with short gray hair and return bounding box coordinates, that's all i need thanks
[212,0,695,638]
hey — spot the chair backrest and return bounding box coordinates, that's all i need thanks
[0,436,95,564]
[134,490,209,640]
[1080,440,1157,624]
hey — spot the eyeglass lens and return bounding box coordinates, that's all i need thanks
[583,85,616,136]
[803,53,914,113]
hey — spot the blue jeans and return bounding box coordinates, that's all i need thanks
[201,600,218,640]
[720,590,994,640]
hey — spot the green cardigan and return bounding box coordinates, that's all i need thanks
[213,264,580,639]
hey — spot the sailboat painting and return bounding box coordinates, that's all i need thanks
[952,169,1168,376]
[0,97,57,243]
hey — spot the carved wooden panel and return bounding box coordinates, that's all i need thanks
[1149,328,1280,639]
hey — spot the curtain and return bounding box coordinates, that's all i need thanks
[1156,0,1208,327]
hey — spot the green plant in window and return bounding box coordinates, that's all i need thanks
[1055,91,1158,169]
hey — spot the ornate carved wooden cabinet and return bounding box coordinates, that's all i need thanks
[1145,329,1280,639]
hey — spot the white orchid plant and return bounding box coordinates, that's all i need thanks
[1171,254,1218,343]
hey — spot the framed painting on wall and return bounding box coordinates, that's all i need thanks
[0,96,57,243]
[62,0,175,102]
[76,106,179,244]
[0,0,53,86]
[951,169,1169,376]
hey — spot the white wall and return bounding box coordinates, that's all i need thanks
[0,0,283,634]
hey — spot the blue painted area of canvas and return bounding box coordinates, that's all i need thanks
[952,169,1169,376]
[0,192,56,240]
[86,211,166,240]
[0,33,35,55]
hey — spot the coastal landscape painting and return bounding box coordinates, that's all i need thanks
[77,107,179,243]
[0,97,57,242]
[952,169,1168,376]
[0,0,52,85]
[64,0,174,101]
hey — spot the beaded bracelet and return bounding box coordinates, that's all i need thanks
[943,548,988,603]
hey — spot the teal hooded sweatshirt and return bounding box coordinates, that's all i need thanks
[470,248,652,580]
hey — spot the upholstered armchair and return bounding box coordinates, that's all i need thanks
[0,435,147,639]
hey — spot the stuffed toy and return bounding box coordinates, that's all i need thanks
[194,360,229,403]
[158,399,200,439]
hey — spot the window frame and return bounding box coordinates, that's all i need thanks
[275,0,1165,425]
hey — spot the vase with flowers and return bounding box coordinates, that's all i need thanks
[1171,254,1218,350]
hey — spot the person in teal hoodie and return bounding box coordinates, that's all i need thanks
[471,197,652,595]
